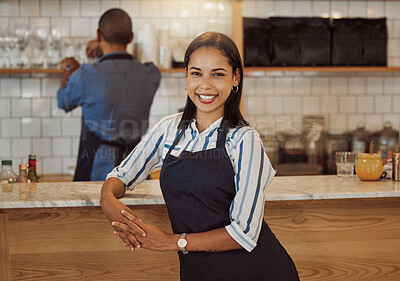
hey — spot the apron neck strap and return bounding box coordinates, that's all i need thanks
[167,118,229,156]
[98,53,133,63]
[166,129,184,156]
[216,118,229,148]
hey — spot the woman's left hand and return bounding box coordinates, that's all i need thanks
[112,210,178,252]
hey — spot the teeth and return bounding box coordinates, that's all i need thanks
[199,95,215,100]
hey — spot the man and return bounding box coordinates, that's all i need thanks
[58,8,161,181]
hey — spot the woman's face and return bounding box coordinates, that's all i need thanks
[186,47,240,122]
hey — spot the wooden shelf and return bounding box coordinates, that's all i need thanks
[0,68,64,74]
[244,66,400,73]
[2,66,400,76]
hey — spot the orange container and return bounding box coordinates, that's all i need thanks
[355,153,383,181]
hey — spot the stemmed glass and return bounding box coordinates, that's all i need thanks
[15,28,31,68]
[0,34,18,68]
[32,27,48,68]
[48,27,62,68]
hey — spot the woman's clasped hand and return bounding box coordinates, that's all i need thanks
[112,210,178,251]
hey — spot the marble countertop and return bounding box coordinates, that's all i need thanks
[1,175,399,209]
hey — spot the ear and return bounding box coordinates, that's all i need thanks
[233,68,240,87]
[128,32,134,44]
[96,29,102,42]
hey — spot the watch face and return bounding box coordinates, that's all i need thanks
[178,238,187,248]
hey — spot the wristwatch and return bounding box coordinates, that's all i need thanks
[177,233,188,254]
[65,63,74,71]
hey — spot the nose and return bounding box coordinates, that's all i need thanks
[199,75,212,90]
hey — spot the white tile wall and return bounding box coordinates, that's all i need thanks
[0,139,11,157]
[2,119,21,137]
[12,138,31,157]
[42,0,60,17]
[0,0,400,174]
[22,118,42,137]
[20,0,40,17]
[32,138,52,157]
[21,79,41,98]
[61,0,80,17]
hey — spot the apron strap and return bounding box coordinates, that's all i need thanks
[98,53,134,63]
[167,118,229,156]
[216,118,229,148]
[166,128,184,156]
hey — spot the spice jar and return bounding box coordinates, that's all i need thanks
[355,153,384,181]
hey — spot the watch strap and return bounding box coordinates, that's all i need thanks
[179,233,188,254]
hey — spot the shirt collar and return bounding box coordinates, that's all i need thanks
[97,51,130,63]
[189,116,224,136]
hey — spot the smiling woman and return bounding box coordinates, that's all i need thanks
[185,47,240,132]
[100,32,300,281]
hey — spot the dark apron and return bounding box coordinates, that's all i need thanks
[74,53,140,181]
[159,120,300,281]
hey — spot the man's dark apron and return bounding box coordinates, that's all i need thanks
[74,53,140,181]
[159,120,300,281]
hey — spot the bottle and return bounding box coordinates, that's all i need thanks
[27,154,38,183]
[393,153,400,182]
[18,164,28,183]
[1,160,18,192]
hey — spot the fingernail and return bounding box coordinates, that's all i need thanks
[111,221,115,226]
[130,247,134,251]
[121,210,125,214]
[142,233,146,237]
[139,218,143,222]
[113,231,117,235]
[136,244,141,248]
[124,243,126,246]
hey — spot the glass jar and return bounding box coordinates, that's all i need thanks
[373,121,399,164]
[324,131,349,174]
[1,160,18,184]
[355,153,384,181]
[350,122,371,154]
[1,160,18,192]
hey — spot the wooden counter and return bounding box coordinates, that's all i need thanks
[1,176,399,280]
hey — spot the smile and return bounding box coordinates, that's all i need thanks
[197,94,217,104]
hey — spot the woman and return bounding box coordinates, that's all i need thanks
[100,32,299,280]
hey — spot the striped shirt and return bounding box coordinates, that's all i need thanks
[107,113,276,252]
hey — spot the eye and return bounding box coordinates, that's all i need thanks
[190,71,201,76]
[213,72,225,77]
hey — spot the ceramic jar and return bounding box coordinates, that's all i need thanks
[355,153,383,181]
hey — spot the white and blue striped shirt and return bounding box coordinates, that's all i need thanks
[107,113,276,252]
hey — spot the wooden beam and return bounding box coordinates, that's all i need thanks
[231,0,244,115]
[0,213,10,281]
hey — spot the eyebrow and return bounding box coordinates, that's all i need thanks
[189,67,228,72]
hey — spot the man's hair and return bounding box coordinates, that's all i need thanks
[98,8,132,45]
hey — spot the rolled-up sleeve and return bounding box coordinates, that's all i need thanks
[225,129,276,252]
[57,68,84,112]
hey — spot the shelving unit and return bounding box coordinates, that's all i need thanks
[2,66,400,76]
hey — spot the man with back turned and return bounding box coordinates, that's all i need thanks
[57,8,161,181]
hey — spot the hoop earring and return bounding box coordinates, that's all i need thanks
[232,85,239,93]
[184,83,187,91]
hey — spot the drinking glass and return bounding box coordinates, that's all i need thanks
[32,27,48,68]
[47,27,62,68]
[15,28,31,68]
[335,152,356,178]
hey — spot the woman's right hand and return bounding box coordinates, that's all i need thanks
[100,178,146,251]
